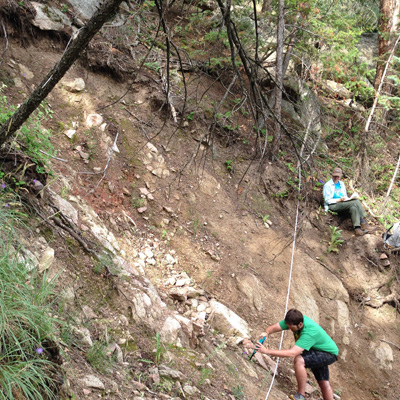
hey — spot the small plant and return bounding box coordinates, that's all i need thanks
[225,159,233,172]
[61,3,68,12]
[328,226,344,253]
[131,196,145,209]
[262,214,270,223]
[154,332,166,365]
[232,384,245,400]
[86,341,113,374]
[187,111,195,121]
[192,215,199,235]
[144,61,161,73]
[199,367,212,385]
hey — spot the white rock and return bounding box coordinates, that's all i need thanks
[146,258,156,266]
[31,2,71,31]
[79,375,105,390]
[38,247,55,272]
[72,326,93,348]
[175,278,189,287]
[197,303,207,312]
[374,342,393,370]
[65,129,77,139]
[209,300,250,339]
[164,254,176,265]
[183,385,200,395]
[48,190,79,225]
[63,78,85,93]
[86,114,103,127]
[159,365,184,380]
[160,317,182,345]
[144,248,154,258]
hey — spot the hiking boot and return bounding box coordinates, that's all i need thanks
[289,393,306,400]
[355,228,367,236]
[361,222,376,232]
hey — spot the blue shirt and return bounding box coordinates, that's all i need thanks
[323,179,348,211]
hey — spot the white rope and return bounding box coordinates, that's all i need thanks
[264,163,303,400]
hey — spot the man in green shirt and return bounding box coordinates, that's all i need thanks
[252,309,338,400]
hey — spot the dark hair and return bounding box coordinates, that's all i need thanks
[285,309,304,326]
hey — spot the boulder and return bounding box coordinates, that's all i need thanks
[31,2,71,31]
[160,316,182,345]
[209,300,250,339]
[63,78,85,93]
[374,342,393,370]
[66,0,102,19]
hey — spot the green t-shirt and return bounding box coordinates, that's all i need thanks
[279,315,339,356]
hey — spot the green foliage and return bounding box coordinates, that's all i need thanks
[131,196,146,209]
[225,159,233,172]
[0,201,59,399]
[328,226,344,253]
[86,341,113,374]
[0,86,55,174]
[262,214,270,223]
[232,384,245,400]
[144,61,161,73]
[93,253,114,275]
[154,332,166,365]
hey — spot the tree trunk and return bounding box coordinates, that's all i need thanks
[261,0,271,13]
[374,0,400,90]
[0,0,125,147]
[270,0,285,159]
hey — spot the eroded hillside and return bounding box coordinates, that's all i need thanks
[0,1,399,400]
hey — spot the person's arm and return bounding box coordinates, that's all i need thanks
[255,343,304,358]
[259,322,283,340]
[323,182,336,205]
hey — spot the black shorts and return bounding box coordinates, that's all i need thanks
[302,349,338,381]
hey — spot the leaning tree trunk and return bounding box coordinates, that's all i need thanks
[0,0,125,146]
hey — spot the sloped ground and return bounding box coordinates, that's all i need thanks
[0,5,400,400]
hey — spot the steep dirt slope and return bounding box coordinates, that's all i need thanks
[0,8,399,400]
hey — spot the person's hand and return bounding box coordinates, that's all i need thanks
[258,332,268,341]
[340,197,345,202]
[255,341,267,354]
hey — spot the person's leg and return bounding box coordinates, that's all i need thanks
[348,203,361,227]
[329,201,361,228]
[293,355,307,396]
[305,351,337,400]
[354,199,366,219]
[318,380,334,400]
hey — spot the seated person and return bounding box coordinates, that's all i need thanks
[323,168,373,236]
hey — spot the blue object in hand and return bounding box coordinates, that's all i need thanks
[249,336,266,360]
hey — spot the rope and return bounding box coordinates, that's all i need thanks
[264,163,303,400]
